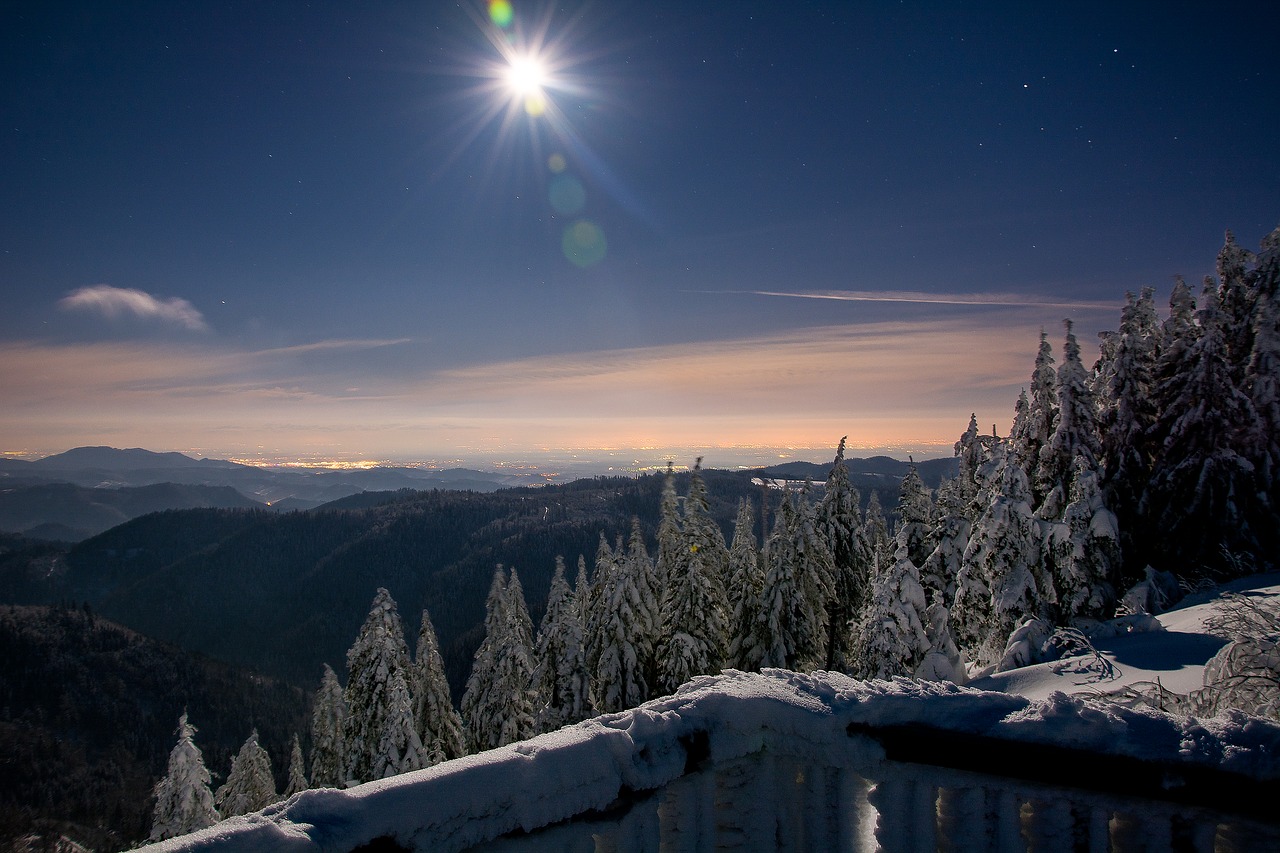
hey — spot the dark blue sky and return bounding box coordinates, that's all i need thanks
[2,1,1277,465]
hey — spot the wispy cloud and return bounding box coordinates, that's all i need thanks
[58,285,208,331]
[720,289,1119,312]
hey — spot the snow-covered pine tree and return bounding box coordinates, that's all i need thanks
[862,491,891,574]
[343,588,420,784]
[1053,458,1120,620]
[1250,290,1280,500]
[916,597,964,683]
[573,554,594,705]
[853,544,931,680]
[309,663,346,788]
[955,452,1049,664]
[895,462,934,570]
[658,461,729,692]
[413,607,466,765]
[1017,330,1058,503]
[283,734,308,798]
[725,498,763,671]
[1141,281,1268,576]
[626,517,663,691]
[592,523,654,712]
[214,729,277,817]
[371,665,425,779]
[1099,287,1159,578]
[496,568,539,741]
[792,486,836,670]
[533,556,590,730]
[919,475,971,611]
[1216,230,1260,383]
[150,712,218,842]
[1036,320,1103,522]
[954,413,989,516]
[654,461,684,601]
[818,437,871,672]
[461,567,539,751]
[742,496,804,670]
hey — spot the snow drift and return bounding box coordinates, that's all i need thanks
[141,669,1280,852]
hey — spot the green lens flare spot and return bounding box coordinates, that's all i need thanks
[488,1,514,28]
[562,220,607,268]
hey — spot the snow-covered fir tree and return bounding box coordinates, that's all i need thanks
[1036,320,1103,522]
[657,461,729,693]
[1051,458,1120,620]
[742,493,831,672]
[283,734,308,798]
[591,525,654,712]
[150,712,218,842]
[861,491,891,574]
[214,729,277,817]
[725,498,763,671]
[412,607,466,765]
[461,567,538,752]
[818,437,871,672]
[343,588,419,784]
[955,452,1050,664]
[895,461,934,570]
[853,544,931,680]
[1141,281,1267,575]
[371,666,425,779]
[919,475,970,611]
[654,462,683,604]
[1098,287,1159,572]
[533,556,590,729]
[309,663,347,788]
[1017,330,1058,502]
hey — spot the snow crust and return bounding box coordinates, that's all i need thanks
[140,665,1280,853]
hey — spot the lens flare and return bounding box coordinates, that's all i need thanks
[488,0,513,28]
[562,219,607,267]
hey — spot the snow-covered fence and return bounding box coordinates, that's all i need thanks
[140,671,1280,853]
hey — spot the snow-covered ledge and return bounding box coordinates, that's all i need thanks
[141,670,1280,853]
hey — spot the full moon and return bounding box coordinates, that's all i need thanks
[504,55,547,96]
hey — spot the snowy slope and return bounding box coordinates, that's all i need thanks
[968,574,1280,702]
[141,668,1280,853]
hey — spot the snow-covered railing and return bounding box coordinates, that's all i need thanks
[140,670,1280,853]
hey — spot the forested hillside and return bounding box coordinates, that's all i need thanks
[0,605,308,851]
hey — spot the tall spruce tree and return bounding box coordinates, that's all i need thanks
[854,544,931,680]
[413,608,466,765]
[1099,287,1159,578]
[343,588,419,784]
[215,730,277,817]
[283,734,308,798]
[725,498,764,671]
[309,663,347,788]
[1017,330,1059,503]
[591,527,653,712]
[533,557,590,730]
[896,462,935,570]
[1142,281,1267,575]
[955,453,1049,664]
[657,461,729,693]
[150,713,218,842]
[371,667,425,779]
[461,567,538,751]
[818,437,871,671]
[1036,319,1103,522]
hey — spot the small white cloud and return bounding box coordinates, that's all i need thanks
[59,284,208,331]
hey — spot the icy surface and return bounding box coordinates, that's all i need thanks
[140,663,1280,853]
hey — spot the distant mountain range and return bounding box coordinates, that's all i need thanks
[0,446,957,542]
[0,447,549,540]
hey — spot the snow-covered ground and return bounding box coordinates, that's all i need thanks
[143,641,1280,852]
[969,573,1280,702]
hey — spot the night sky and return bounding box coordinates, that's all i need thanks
[3,1,1277,469]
